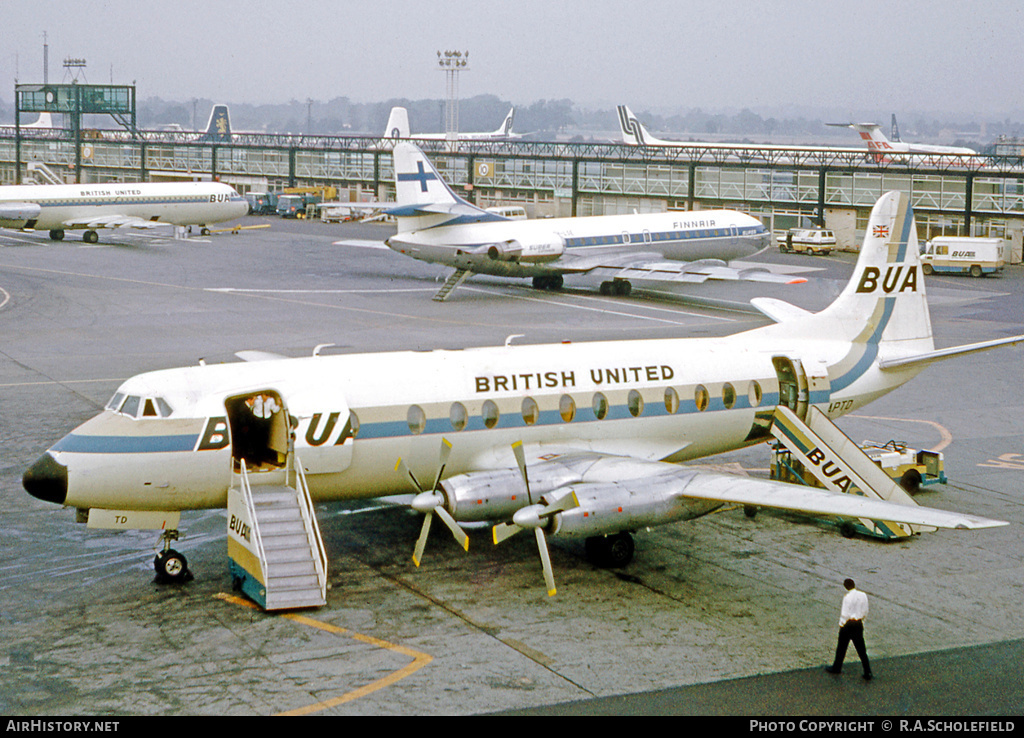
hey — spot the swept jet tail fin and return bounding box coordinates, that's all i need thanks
[390,142,497,231]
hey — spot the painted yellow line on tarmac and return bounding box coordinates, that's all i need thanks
[216,593,433,715]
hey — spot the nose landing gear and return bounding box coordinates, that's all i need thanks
[153,530,193,584]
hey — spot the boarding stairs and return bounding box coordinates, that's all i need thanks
[433,268,472,301]
[227,452,328,611]
[26,161,66,186]
[769,405,929,539]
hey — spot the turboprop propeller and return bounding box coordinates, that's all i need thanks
[396,438,469,566]
[492,441,579,596]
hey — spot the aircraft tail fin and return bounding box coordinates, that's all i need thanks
[617,105,652,146]
[385,106,410,140]
[391,142,495,231]
[495,108,515,137]
[200,105,232,143]
[765,191,934,366]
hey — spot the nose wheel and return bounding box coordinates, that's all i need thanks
[153,530,193,584]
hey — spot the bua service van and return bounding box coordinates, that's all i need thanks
[920,237,1005,277]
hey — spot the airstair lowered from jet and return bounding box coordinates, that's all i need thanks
[227,452,328,611]
[769,404,929,539]
[433,268,472,301]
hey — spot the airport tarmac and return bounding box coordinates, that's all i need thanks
[0,216,1021,717]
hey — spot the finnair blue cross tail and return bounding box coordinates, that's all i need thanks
[381,141,795,300]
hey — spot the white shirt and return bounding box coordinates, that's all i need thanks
[840,588,869,626]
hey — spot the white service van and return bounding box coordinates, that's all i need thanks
[920,237,1005,277]
[776,228,836,255]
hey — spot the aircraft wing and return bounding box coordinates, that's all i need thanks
[488,448,1006,531]
[666,468,1006,530]
[61,214,167,230]
[582,257,808,285]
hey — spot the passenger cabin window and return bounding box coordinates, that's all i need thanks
[559,395,576,422]
[592,392,608,420]
[482,400,500,429]
[449,402,467,431]
[521,397,539,425]
[407,405,426,435]
[695,385,710,412]
[748,381,762,407]
[722,383,736,410]
[664,387,680,414]
[628,389,644,417]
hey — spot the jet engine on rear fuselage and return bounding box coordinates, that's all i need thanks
[484,235,565,263]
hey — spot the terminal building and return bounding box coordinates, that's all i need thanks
[3,82,1022,261]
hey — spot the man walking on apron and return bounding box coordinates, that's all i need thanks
[826,578,873,680]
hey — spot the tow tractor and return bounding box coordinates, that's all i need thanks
[769,437,946,538]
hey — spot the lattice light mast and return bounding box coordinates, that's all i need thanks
[436,50,469,140]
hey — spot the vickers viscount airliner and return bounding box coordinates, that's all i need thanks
[341,141,798,301]
[24,191,1021,605]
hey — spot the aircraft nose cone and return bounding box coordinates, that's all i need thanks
[23,453,68,505]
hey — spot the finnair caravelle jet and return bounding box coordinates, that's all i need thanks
[360,141,792,300]
[24,191,1021,598]
[383,106,522,142]
[0,180,250,243]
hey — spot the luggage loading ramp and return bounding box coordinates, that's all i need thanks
[769,405,932,539]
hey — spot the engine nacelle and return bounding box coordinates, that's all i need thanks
[550,478,722,538]
[485,236,565,263]
[439,463,582,523]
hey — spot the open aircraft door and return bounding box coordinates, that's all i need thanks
[771,355,830,420]
[225,390,292,473]
[284,387,355,475]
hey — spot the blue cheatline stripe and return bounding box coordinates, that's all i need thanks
[53,434,199,454]
[829,297,896,394]
[51,390,787,454]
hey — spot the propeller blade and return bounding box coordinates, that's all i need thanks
[436,506,469,552]
[396,457,424,492]
[535,527,557,597]
[512,440,531,502]
[431,438,453,491]
[492,520,522,545]
[412,511,433,567]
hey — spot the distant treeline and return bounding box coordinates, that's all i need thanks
[2,93,1022,148]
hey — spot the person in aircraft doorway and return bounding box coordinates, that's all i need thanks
[825,578,873,680]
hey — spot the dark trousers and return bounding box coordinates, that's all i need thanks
[832,619,871,675]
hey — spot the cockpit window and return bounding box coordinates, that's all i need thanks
[107,394,173,418]
[121,396,141,417]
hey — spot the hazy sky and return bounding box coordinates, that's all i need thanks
[3,0,1022,119]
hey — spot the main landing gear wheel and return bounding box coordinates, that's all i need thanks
[531,275,563,290]
[48,229,65,241]
[83,230,99,244]
[599,280,632,297]
[585,532,635,568]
